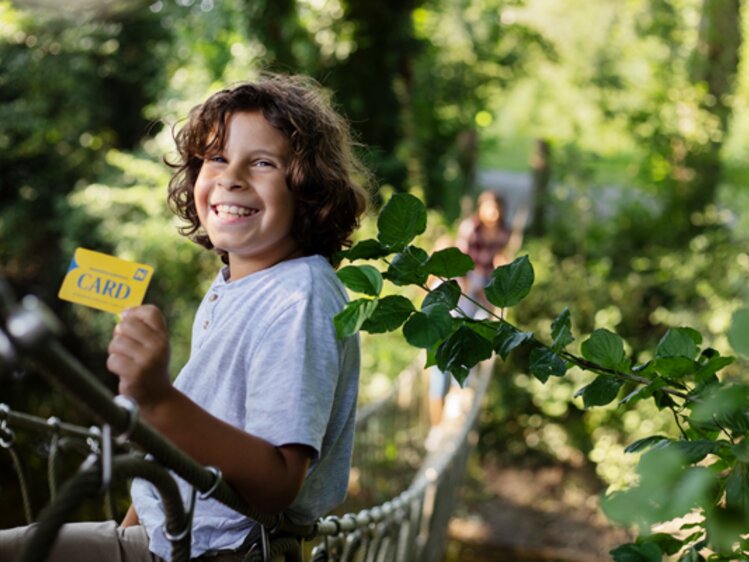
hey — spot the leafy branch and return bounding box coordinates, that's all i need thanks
[334,193,749,562]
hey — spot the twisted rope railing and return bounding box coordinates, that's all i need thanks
[0,286,489,562]
[308,364,490,562]
[348,364,431,510]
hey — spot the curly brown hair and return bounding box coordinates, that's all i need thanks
[167,73,370,263]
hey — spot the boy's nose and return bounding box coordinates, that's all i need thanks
[217,169,248,191]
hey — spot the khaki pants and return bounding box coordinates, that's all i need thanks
[0,521,163,562]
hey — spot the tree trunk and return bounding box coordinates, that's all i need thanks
[668,0,742,229]
[530,138,551,237]
[327,0,422,194]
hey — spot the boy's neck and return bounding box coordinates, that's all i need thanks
[226,246,306,281]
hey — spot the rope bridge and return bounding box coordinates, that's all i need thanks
[0,285,489,562]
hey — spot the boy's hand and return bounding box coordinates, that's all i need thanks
[107,305,172,408]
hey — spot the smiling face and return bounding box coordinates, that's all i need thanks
[194,111,301,280]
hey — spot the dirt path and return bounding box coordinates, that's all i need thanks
[442,458,632,561]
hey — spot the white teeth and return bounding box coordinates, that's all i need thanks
[214,204,257,217]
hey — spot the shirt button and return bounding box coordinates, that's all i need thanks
[203,320,210,329]
[209,293,218,302]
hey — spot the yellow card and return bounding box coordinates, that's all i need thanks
[58,248,154,314]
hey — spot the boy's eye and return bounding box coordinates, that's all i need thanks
[254,160,273,167]
[202,153,225,163]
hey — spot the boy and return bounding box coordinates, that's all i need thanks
[0,74,369,561]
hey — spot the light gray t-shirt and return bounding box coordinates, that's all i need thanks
[130,255,360,559]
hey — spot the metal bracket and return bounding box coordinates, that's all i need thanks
[113,395,139,445]
[0,404,14,448]
[198,465,222,500]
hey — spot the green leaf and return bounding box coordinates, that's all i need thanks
[653,356,698,378]
[337,265,383,297]
[338,238,391,261]
[580,375,623,407]
[484,255,534,308]
[424,346,437,369]
[377,193,427,249]
[436,325,493,385]
[669,467,715,518]
[402,304,453,348]
[656,327,701,360]
[493,322,534,360]
[529,347,568,383]
[669,440,725,464]
[424,247,474,278]
[638,441,687,481]
[550,307,574,351]
[732,441,749,463]
[384,246,429,286]
[653,389,677,410]
[624,435,670,454]
[705,505,748,554]
[465,319,499,341]
[361,295,414,333]
[610,542,663,562]
[581,329,628,370]
[632,360,657,378]
[422,280,461,310]
[604,447,687,527]
[677,546,705,562]
[725,462,749,524]
[691,384,749,430]
[694,354,734,384]
[728,308,749,357]
[613,452,715,524]
[646,533,686,556]
[603,489,650,528]
[333,298,378,338]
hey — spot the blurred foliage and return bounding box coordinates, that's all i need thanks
[0,1,172,295]
[406,0,553,219]
[485,0,745,242]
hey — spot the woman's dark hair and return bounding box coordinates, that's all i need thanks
[167,73,370,262]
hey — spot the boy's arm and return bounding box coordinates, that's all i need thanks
[107,305,313,515]
[121,504,140,527]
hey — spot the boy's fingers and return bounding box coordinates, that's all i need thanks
[121,305,167,333]
[116,308,168,344]
[114,318,157,348]
[106,351,134,377]
[108,332,138,358]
